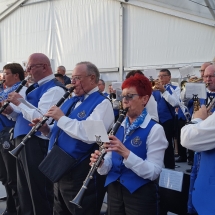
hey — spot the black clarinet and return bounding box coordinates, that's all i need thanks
[70,107,129,208]
[9,86,75,158]
[0,76,29,114]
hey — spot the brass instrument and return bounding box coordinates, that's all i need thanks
[149,76,160,90]
[193,94,200,113]
[188,77,203,83]
[149,76,155,89]
[188,77,209,87]
[193,94,215,112]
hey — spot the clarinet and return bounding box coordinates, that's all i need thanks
[9,86,75,158]
[70,107,129,208]
[0,76,29,114]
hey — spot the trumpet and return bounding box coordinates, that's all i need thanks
[9,86,75,158]
[70,107,129,208]
[0,76,29,114]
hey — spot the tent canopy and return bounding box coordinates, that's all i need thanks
[0,0,215,80]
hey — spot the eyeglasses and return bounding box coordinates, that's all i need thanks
[121,94,139,101]
[71,75,91,82]
[203,75,215,79]
[158,75,170,78]
[26,64,44,71]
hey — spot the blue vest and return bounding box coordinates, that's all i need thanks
[153,85,177,123]
[105,119,156,193]
[177,107,186,121]
[14,79,62,138]
[49,91,106,159]
[103,92,109,97]
[0,115,15,132]
[192,149,215,214]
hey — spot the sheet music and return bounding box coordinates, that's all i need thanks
[112,82,122,90]
[185,83,207,99]
[83,120,110,142]
[179,65,195,78]
[159,168,184,192]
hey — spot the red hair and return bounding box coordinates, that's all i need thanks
[122,73,152,97]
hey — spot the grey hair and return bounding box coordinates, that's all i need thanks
[58,66,66,71]
[76,61,100,83]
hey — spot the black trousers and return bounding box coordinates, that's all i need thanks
[177,119,187,159]
[107,181,160,215]
[15,135,53,215]
[54,155,106,215]
[160,119,175,169]
[0,140,19,214]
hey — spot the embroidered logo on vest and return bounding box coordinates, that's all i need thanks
[2,141,10,149]
[131,136,142,147]
[77,110,86,119]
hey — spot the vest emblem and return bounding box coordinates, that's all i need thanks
[131,136,142,147]
[3,141,10,149]
[77,110,86,119]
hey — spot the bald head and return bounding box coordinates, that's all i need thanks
[27,53,52,82]
[200,62,212,78]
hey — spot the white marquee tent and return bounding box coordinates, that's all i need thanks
[0,0,215,82]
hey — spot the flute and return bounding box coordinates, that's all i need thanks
[9,86,75,158]
[70,107,129,208]
[0,76,29,114]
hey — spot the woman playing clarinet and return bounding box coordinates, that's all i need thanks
[90,74,168,215]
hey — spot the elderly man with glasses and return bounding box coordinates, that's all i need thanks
[32,61,114,215]
[6,53,66,215]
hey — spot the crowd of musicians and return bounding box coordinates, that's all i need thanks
[0,53,215,215]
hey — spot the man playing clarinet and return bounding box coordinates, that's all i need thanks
[6,53,65,215]
[34,61,114,215]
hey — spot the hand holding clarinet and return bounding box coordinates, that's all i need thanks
[9,86,75,158]
[90,135,130,167]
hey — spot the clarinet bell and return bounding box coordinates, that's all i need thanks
[9,143,25,158]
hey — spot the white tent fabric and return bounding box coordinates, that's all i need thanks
[0,0,120,73]
[124,4,215,68]
[0,0,215,81]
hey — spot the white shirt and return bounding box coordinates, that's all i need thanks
[162,85,180,107]
[181,113,215,152]
[146,95,159,122]
[98,114,168,181]
[9,74,65,138]
[56,87,114,144]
